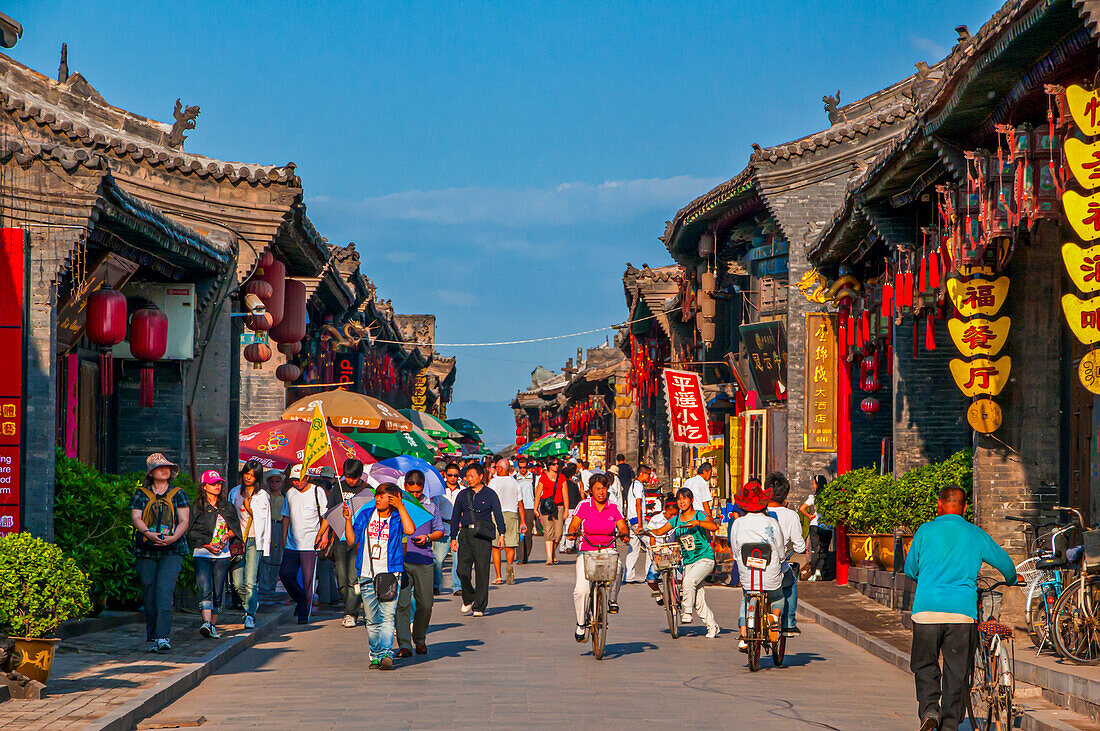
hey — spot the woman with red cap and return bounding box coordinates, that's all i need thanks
[188,469,242,639]
[728,480,786,652]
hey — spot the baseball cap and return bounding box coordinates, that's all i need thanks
[288,464,304,480]
[200,469,225,485]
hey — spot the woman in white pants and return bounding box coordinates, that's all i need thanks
[565,474,628,642]
[648,486,721,638]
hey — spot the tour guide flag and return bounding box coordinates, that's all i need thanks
[661,368,709,446]
[302,404,333,473]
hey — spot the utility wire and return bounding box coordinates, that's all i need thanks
[370,312,663,348]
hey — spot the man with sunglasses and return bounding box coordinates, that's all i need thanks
[439,462,464,595]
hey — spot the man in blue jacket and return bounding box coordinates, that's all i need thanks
[904,485,1017,731]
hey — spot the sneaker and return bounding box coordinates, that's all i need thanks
[433,588,441,596]
[369,658,381,670]
[472,610,484,617]
[506,565,514,585]
[574,624,587,642]
[452,589,462,596]
[738,638,748,653]
[706,625,721,639]
[199,622,213,638]
[608,601,619,614]
[147,640,159,653]
[396,648,413,659]
[918,718,938,731]
[342,615,356,628]
[680,613,693,624]
[244,615,255,630]
[156,638,172,653]
[207,624,221,639]
[460,604,473,615]
[782,626,801,636]
[379,655,394,670]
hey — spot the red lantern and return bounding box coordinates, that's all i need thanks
[278,341,302,356]
[244,342,272,369]
[270,279,306,344]
[243,279,273,301]
[275,363,301,382]
[860,397,881,416]
[85,286,127,396]
[246,311,273,332]
[259,250,275,268]
[258,258,286,328]
[129,306,168,408]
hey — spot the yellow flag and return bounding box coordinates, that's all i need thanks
[301,404,332,473]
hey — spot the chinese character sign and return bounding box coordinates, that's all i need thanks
[0,229,25,536]
[946,276,1010,317]
[1066,84,1100,137]
[948,356,1012,397]
[1062,293,1100,345]
[1062,242,1100,294]
[946,316,1011,357]
[738,321,787,400]
[804,313,837,453]
[1064,137,1100,190]
[1063,190,1100,242]
[662,368,709,446]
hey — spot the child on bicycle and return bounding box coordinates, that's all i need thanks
[728,480,786,652]
[566,474,629,642]
[645,495,680,604]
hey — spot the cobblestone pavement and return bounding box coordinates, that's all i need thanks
[0,604,285,730]
[147,556,917,729]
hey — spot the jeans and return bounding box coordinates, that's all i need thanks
[739,587,786,627]
[194,556,232,614]
[258,520,283,599]
[360,576,398,661]
[911,622,978,731]
[396,563,435,649]
[457,527,493,612]
[135,553,183,641]
[433,537,450,590]
[230,538,261,617]
[572,549,623,626]
[279,549,319,623]
[331,540,362,616]
[780,564,798,630]
[681,558,718,630]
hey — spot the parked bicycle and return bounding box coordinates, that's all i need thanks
[1049,506,1100,665]
[740,542,786,671]
[967,579,1019,731]
[1007,513,1071,653]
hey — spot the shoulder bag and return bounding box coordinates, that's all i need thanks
[366,513,399,602]
[313,486,335,559]
[471,491,498,541]
[230,492,254,559]
[538,474,560,519]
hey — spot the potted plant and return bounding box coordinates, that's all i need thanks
[816,467,892,568]
[0,532,91,685]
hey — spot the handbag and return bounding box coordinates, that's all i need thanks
[366,512,399,602]
[313,485,335,560]
[473,518,497,541]
[230,493,254,559]
[538,473,561,519]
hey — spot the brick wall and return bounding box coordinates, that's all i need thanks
[189,308,235,475]
[239,348,288,428]
[115,360,187,475]
[851,353,893,472]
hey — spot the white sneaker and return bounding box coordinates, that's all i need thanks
[342,614,356,628]
[738,638,748,652]
[680,613,693,624]
[156,638,172,652]
[706,625,720,639]
[147,640,159,653]
[207,624,221,639]
[460,604,473,615]
[472,610,484,617]
[199,622,212,638]
[244,615,255,630]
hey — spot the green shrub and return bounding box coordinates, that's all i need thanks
[0,532,91,637]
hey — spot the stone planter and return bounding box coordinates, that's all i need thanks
[10,636,61,685]
[847,533,881,568]
[871,534,912,572]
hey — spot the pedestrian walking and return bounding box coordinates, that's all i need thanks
[332,458,372,628]
[188,470,241,639]
[342,482,416,670]
[605,465,624,512]
[764,472,806,635]
[279,464,332,624]
[440,462,464,595]
[614,454,634,494]
[649,486,720,638]
[800,474,832,581]
[904,485,1017,731]
[514,456,537,563]
[624,464,652,582]
[682,462,715,519]
[395,470,445,657]
[257,472,284,603]
[129,453,190,653]
[449,463,506,616]
[535,458,567,564]
[488,458,525,584]
[228,460,271,631]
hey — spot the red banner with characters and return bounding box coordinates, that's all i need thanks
[661,368,709,446]
[0,229,25,536]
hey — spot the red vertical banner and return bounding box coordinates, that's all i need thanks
[0,229,25,536]
[661,368,709,446]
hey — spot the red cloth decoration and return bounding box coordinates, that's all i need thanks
[929,252,941,289]
[882,282,893,318]
[925,311,936,351]
[919,255,928,293]
[903,271,914,309]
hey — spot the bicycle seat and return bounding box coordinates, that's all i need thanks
[979,620,1013,638]
[1036,556,1067,570]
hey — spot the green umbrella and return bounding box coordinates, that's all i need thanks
[527,437,571,459]
[349,428,436,461]
[399,409,462,439]
[447,418,483,438]
[440,438,462,454]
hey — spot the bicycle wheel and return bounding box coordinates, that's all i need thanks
[969,641,994,729]
[1051,577,1100,664]
[747,600,761,672]
[772,635,786,667]
[591,583,607,660]
[663,572,679,639]
[1025,585,1052,650]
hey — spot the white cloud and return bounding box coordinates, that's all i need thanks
[436,289,477,307]
[908,34,947,59]
[311,175,725,227]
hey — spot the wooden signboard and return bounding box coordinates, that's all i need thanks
[947,317,1011,357]
[0,229,26,535]
[56,252,140,354]
[946,276,1010,317]
[949,356,1012,397]
[803,313,837,453]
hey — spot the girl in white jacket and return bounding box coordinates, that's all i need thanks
[228,460,271,630]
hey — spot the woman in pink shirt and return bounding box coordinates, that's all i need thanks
[566,474,628,642]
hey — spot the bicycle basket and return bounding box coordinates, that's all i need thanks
[583,552,619,582]
[652,543,681,571]
[978,590,1003,623]
[1085,529,1100,575]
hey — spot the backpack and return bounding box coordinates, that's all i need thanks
[135,486,181,550]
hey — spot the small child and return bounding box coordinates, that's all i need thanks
[644,495,680,603]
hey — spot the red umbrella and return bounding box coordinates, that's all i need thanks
[239,419,376,475]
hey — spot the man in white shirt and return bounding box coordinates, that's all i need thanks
[682,463,714,519]
[440,462,464,595]
[765,472,806,635]
[624,464,652,582]
[488,458,525,584]
[513,456,537,564]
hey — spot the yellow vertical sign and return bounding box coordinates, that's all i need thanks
[804,313,838,452]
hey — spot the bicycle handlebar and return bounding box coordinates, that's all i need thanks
[977,579,1023,593]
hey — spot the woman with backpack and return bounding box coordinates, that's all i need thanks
[129,453,191,653]
[228,460,270,630]
[188,470,242,639]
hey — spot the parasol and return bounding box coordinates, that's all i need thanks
[239,419,376,474]
[446,418,483,438]
[399,409,461,439]
[378,456,445,498]
[283,389,412,432]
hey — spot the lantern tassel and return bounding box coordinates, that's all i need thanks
[929,252,941,289]
[919,255,928,293]
[925,312,936,351]
[100,351,114,396]
[903,271,914,309]
[140,365,155,408]
[882,282,893,319]
[894,271,903,312]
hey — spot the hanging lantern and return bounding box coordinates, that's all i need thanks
[259,250,275,268]
[860,396,881,416]
[698,231,715,257]
[278,341,302,356]
[85,286,127,396]
[129,305,168,408]
[269,279,306,344]
[243,279,273,301]
[275,362,301,382]
[258,258,286,328]
[243,342,272,369]
[246,311,273,332]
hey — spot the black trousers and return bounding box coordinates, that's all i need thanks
[910,622,978,731]
[331,540,361,617]
[457,527,493,612]
[808,526,832,575]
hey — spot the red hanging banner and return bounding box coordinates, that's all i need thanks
[0,229,25,536]
[661,368,709,446]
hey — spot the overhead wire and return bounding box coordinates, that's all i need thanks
[369,311,664,348]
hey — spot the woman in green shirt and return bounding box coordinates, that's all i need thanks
[649,486,720,638]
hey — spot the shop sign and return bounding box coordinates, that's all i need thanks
[56,253,139,354]
[949,356,1012,397]
[1080,350,1100,395]
[1062,242,1100,293]
[661,368,709,446]
[0,229,25,536]
[1066,84,1100,137]
[967,398,1003,434]
[946,276,1010,317]
[411,367,428,411]
[738,321,787,400]
[334,351,359,389]
[803,313,837,453]
[586,434,606,469]
[1064,137,1100,190]
[947,316,1011,358]
[1063,190,1100,241]
[1061,293,1100,344]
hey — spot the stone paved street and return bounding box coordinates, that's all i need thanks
[146,556,916,729]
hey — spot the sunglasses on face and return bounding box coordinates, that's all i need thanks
[446,473,459,478]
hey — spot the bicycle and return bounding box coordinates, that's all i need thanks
[1049,506,1100,665]
[967,579,1018,731]
[739,542,785,671]
[645,537,682,639]
[573,532,622,660]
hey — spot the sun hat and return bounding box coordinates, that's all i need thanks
[734,481,773,513]
[200,469,226,485]
[607,465,619,475]
[146,453,180,478]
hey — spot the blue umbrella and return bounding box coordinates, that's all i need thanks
[349,492,435,528]
[378,456,446,499]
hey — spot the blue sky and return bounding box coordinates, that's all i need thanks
[11,1,1002,448]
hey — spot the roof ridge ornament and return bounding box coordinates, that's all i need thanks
[823,90,845,125]
[58,43,69,83]
[167,99,200,149]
